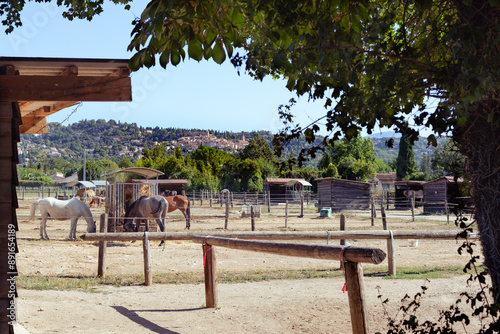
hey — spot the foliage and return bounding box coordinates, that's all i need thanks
[318,135,378,181]
[377,213,500,333]
[431,139,466,177]
[17,167,54,185]
[239,133,276,162]
[396,129,417,181]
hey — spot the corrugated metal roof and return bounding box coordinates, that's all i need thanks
[101,167,164,179]
[284,180,312,187]
[64,180,96,188]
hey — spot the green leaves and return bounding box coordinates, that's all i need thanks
[212,39,226,64]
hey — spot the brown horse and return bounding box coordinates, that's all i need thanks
[161,191,191,229]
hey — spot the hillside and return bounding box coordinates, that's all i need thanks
[19,119,445,166]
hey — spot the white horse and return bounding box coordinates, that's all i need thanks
[30,197,96,240]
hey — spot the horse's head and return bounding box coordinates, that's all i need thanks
[122,219,137,232]
[87,220,97,233]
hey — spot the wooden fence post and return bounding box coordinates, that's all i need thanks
[98,213,108,277]
[143,232,152,286]
[267,191,271,213]
[203,241,218,308]
[381,205,395,276]
[344,261,370,334]
[299,192,304,218]
[224,192,230,229]
[251,206,255,231]
[411,192,415,222]
[370,196,375,226]
[340,214,346,246]
[244,192,247,205]
[285,200,288,228]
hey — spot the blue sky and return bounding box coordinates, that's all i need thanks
[0,0,335,136]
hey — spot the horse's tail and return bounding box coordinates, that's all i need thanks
[30,200,40,220]
[185,196,191,229]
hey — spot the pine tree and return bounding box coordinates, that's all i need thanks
[396,130,416,181]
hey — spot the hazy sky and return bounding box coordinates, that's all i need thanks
[0,0,336,135]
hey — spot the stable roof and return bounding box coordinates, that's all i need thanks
[101,167,164,180]
[284,179,312,187]
[0,56,132,134]
[64,180,96,188]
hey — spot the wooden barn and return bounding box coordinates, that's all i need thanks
[394,180,425,209]
[263,178,312,204]
[316,177,372,212]
[423,176,470,214]
[0,56,132,332]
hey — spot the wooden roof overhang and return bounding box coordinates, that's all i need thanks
[0,56,132,134]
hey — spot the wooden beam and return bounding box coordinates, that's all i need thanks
[79,230,479,242]
[59,66,78,76]
[19,117,46,134]
[0,75,132,102]
[192,236,386,264]
[108,67,130,77]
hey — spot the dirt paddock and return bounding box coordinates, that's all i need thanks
[15,198,487,333]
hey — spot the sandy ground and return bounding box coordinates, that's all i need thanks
[13,198,488,333]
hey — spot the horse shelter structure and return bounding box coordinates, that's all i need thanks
[102,167,164,232]
[263,178,312,204]
[422,176,471,214]
[316,177,372,212]
[0,56,132,332]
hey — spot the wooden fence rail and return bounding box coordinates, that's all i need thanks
[192,236,385,334]
[80,229,478,242]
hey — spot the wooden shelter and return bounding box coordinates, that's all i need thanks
[0,56,132,332]
[263,178,311,203]
[423,176,470,214]
[394,180,425,209]
[101,167,163,232]
[316,177,372,212]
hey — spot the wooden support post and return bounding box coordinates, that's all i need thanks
[97,213,108,277]
[299,192,304,218]
[224,193,229,229]
[340,214,346,246]
[200,189,203,206]
[267,191,271,213]
[411,193,415,222]
[381,205,395,276]
[143,232,152,286]
[285,200,288,228]
[344,261,370,334]
[445,200,450,224]
[244,192,247,205]
[251,206,255,231]
[203,241,218,308]
[231,192,234,209]
[370,196,375,226]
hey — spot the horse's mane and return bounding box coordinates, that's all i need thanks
[125,199,138,217]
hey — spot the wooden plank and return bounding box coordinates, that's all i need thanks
[0,75,132,102]
[192,236,386,264]
[80,230,478,242]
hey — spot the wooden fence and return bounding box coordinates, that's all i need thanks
[192,236,385,334]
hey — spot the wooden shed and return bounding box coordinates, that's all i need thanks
[423,176,470,214]
[263,178,312,204]
[0,56,132,332]
[394,181,425,209]
[316,177,372,212]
